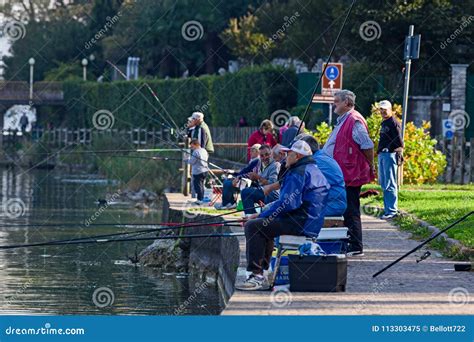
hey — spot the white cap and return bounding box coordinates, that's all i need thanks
[280,140,312,156]
[188,112,204,121]
[378,100,392,110]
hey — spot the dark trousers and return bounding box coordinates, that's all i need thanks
[192,172,207,201]
[343,185,363,252]
[244,218,304,274]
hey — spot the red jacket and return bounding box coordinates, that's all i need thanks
[334,110,374,187]
[247,129,277,160]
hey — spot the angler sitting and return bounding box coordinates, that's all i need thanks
[236,140,330,291]
[240,145,280,215]
[214,144,261,210]
[262,134,346,218]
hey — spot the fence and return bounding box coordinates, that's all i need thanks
[439,136,474,184]
[1,126,254,162]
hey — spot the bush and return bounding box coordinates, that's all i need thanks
[63,65,297,129]
[313,102,447,184]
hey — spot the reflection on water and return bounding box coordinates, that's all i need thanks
[0,169,224,315]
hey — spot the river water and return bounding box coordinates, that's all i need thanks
[0,169,224,315]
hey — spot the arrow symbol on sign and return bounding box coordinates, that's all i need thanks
[329,80,335,89]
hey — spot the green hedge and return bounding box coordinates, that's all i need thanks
[63,65,297,128]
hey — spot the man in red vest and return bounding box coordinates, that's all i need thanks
[322,90,375,256]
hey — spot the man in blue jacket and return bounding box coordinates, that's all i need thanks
[236,140,330,291]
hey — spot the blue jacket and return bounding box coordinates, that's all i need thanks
[259,156,330,238]
[314,150,347,216]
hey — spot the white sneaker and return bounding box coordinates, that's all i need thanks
[214,203,224,210]
[194,200,203,205]
[380,213,397,220]
[225,203,237,209]
[235,274,270,291]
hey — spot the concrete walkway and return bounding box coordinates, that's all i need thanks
[164,193,473,315]
[222,214,473,315]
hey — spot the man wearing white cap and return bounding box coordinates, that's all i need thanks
[236,140,330,291]
[377,100,403,219]
[187,112,214,153]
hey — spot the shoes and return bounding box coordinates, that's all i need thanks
[193,200,203,205]
[214,203,224,210]
[347,250,364,257]
[235,273,270,291]
[225,203,237,210]
[380,213,397,220]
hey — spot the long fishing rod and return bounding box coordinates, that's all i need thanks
[0,203,263,251]
[0,232,246,250]
[373,211,474,278]
[0,220,244,250]
[295,0,357,136]
[106,60,179,131]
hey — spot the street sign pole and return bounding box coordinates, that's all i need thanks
[328,103,333,125]
[399,25,420,186]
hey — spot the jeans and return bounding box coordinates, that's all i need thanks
[244,217,304,274]
[378,152,398,216]
[221,179,238,206]
[241,187,279,214]
[192,172,207,201]
[344,185,363,252]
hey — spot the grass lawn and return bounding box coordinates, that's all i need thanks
[361,183,474,249]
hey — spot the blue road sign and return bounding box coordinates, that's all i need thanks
[325,66,339,80]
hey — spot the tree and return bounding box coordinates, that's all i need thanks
[220,13,272,65]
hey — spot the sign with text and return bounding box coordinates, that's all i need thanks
[322,63,343,95]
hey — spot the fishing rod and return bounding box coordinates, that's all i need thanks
[295,0,357,137]
[373,211,474,278]
[0,232,246,250]
[106,60,179,131]
[0,220,244,250]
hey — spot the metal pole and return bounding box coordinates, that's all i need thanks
[328,103,333,125]
[83,66,87,81]
[29,64,34,100]
[181,137,190,196]
[399,25,414,186]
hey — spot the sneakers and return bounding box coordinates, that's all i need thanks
[193,200,203,205]
[225,203,237,210]
[235,273,270,291]
[380,213,397,220]
[347,250,365,257]
[214,203,237,210]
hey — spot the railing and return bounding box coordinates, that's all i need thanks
[0,81,63,102]
[1,126,254,163]
[439,136,474,184]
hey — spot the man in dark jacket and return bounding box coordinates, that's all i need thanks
[281,116,304,147]
[236,140,330,291]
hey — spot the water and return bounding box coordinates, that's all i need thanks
[0,169,224,315]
